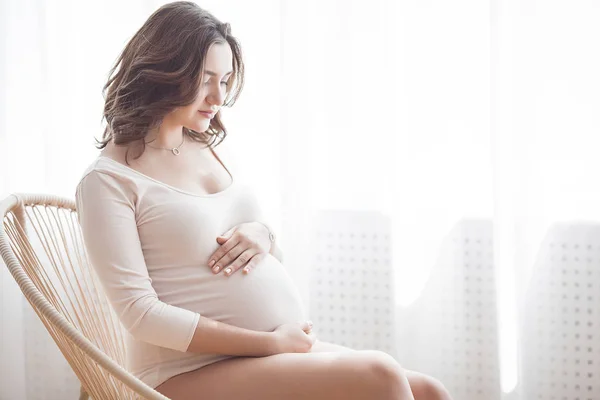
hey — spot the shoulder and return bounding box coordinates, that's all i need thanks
[75,157,139,204]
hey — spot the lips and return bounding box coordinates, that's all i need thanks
[199,110,215,118]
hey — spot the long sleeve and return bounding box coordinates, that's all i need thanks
[75,170,199,352]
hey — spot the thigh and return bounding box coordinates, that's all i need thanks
[403,370,451,400]
[155,349,407,400]
[310,339,355,353]
[310,340,450,400]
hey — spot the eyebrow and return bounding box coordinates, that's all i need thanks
[204,70,233,77]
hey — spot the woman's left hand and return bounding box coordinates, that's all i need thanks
[208,222,272,276]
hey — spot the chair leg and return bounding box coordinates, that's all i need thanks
[79,384,89,400]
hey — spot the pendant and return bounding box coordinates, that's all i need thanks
[172,148,180,156]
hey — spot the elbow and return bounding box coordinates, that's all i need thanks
[119,294,159,342]
[117,294,198,352]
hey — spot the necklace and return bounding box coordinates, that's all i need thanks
[144,133,185,156]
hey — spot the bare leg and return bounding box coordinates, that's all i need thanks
[311,340,453,400]
[156,349,415,400]
[403,370,453,400]
[310,339,355,353]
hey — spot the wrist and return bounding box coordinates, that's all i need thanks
[262,331,280,356]
[257,222,276,251]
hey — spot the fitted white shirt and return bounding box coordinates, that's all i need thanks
[75,153,306,388]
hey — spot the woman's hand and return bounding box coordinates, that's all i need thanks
[268,321,315,355]
[208,222,272,276]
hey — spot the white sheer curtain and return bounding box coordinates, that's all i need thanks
[492,1,600,397]
[2,0,600,399]
[0,1,163,398]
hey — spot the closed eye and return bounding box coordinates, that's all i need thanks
[203,80,229,86]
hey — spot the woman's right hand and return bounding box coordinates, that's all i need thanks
[270,321,316,355]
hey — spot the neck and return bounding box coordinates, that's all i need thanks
[145,122,185,149]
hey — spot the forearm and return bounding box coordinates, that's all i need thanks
[187,316,276,356]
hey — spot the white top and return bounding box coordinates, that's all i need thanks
[75,154,306,388]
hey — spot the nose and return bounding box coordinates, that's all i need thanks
[206,84,226,107]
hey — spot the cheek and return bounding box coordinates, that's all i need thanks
[175,107,194,123]
[186,103,202,119]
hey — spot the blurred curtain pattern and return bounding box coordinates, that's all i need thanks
[2,0,600,399]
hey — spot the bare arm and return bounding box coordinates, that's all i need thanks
[187,317,314,356]
[187,316,275,356]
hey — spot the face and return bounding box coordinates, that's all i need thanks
[172,42,234,133]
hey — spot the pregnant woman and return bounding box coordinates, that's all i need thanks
[75,2,452,399]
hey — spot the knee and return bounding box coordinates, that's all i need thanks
[358,351,408,398]
[418,375,453,400]
[361,350,402,377]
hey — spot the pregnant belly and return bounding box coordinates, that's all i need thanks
[166,254,307,333]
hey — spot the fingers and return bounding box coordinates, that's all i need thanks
[212,243,243,273]
[211,229,270,275]
[302,320,313,334]
[224,249,258,276]
[303,321,317,346]
[208,235,240,270]
[241,253,266,274]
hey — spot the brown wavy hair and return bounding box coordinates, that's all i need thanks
[96,1,244,160]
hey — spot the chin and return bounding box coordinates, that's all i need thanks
[187,123,211,133]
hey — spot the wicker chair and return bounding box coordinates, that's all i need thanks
[0,193,169,400]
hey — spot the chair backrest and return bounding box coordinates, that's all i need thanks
[0,193,168,400]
